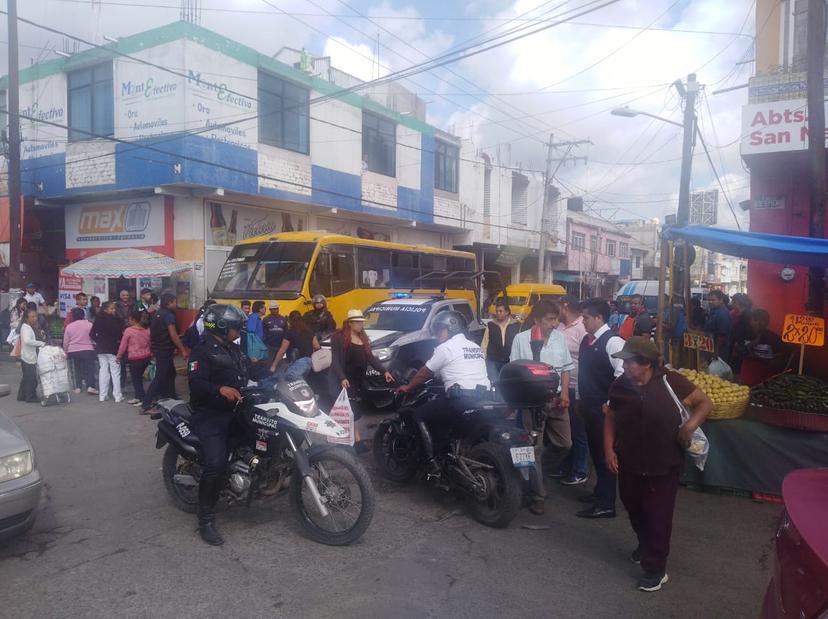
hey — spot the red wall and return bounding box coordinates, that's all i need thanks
[748,154,828,377]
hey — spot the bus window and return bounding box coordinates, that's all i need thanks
[529,293,540,306]
[391,252,419,288]
[358,248,392,288]
[420,254,446,274]
[213,243,264,292]
[253,242,314,292]
[310,245,355,297]
[447,256,474,272]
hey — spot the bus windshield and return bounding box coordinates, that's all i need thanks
[213,242,314,295]
[364,304,430,332]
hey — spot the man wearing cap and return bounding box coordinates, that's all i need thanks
[24,283,45,307]
[605,336,711,592]
[577,298,625,519]
[262,302,287,363]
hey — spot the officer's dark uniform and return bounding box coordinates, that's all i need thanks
[188,333,248,516]
[303,307,336,336]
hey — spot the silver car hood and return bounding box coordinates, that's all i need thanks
[0,410,31,457]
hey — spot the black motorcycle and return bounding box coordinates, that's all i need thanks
[155,379,375,546]
[372,361,559,528]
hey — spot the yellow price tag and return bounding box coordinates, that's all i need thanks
[781,314,825,347]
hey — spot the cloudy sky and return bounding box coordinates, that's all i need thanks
[8,0,755,228]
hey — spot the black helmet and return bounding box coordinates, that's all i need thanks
[429,310,467,338]
[312,294,327,305]
[203,304,246,337]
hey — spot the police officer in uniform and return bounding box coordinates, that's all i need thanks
[397,311,491,477]
[188,304,249,546]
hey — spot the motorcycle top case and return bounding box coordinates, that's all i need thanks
[497,361,560,405]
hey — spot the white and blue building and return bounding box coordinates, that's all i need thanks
[0,21,477,308]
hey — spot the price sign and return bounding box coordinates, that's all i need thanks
[782,314,825,347]
[683,331,715,352]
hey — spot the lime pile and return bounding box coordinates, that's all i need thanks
[677,368,750,405]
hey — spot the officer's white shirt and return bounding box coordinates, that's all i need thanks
[426,333,491,392]
[24,292,45,306]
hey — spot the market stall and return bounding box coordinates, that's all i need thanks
[659,225,828,497]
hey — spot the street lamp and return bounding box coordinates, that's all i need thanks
[610,106,683,128]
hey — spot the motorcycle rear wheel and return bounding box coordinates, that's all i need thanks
[465,443,522,529]
[162,445,200,514]
[372,418,421,483]
[290,447,375,546]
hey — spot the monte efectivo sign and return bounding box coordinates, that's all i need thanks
[741,99,828,155]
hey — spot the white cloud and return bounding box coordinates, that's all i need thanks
[323,36,388,82]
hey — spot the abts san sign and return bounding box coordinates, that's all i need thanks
[741,99,828,155]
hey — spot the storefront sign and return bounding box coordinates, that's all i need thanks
[782,314,825,347]
[58,269,84,318]
[65,197,166,253]
[204,201,304,247]
[683,331,715,353]
[753,196,785,210]
[741,99,828,155]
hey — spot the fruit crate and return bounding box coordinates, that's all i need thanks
[709,397,749,420]
[745,403,828,433]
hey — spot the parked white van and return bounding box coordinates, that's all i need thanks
[615,280,707,314]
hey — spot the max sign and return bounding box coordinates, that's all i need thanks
[741,99,828,155]
[65,197,165,252]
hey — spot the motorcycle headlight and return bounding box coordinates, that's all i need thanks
[0,450,33,483]
[293,398,319,418]
[373,346,396,362]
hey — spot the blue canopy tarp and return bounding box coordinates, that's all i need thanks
[662,225,828,268]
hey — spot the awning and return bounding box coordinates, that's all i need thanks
[62,248,190,279]
[663,225,828,267]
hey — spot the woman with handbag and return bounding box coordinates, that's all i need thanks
[603,337,711,593]
[17,309,46,402]
[330,309,394,407]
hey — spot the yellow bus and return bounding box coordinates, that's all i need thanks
[211,231,478,326]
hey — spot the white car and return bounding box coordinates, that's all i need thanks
[0,387,42,541]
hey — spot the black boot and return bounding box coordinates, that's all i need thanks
[417,422,441,481]
[197,478,224,546]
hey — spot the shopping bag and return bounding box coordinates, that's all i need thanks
[326,388,355,446]
[245,332,269,362]
[663,374,709,471]
[9,337,21,358]
[6,330,18,346]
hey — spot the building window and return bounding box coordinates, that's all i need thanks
[619,242,629,258]
[589,235,598,253]
[434,140,459,193]
[571,232,585,250]
[362,112,396,177]
[606,240,617,257]
[258,70,309,154]
[511,172,529,226]
[68,63,113,141]
[635,255,641,268]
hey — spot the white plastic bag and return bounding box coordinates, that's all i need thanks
[6,330,18,346]
[663,375,709,471]
[708,357,734,381]
[326,388,355,446]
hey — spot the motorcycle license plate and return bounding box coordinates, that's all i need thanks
[510,446,535,468]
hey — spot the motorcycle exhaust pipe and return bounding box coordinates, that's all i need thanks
[286,433,330,518]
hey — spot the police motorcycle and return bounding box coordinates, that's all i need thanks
[372,360,559,528]
[155,378,376,546]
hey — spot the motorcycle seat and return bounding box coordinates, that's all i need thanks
[171,402,194,422]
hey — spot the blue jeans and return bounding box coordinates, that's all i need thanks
[276,356,312,381]
[559,389,590,478]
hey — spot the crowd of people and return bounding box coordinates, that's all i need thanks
[9,283,765,591]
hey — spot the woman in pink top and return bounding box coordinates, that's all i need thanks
[63,307,98,395]
[117,310,152,407]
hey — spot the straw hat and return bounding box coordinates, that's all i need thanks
[346,309,366,322]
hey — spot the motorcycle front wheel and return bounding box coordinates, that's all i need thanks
[372,418,421,483]
[290,447,375,546]
[465,442,522,528]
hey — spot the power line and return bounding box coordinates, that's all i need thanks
[695,125,742,230]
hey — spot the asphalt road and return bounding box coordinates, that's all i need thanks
[0,361,780,618]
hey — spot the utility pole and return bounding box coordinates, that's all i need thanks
[675,73,698,316]
[806,0,825,315]
[7,0,22,291]
[538,135,589,283]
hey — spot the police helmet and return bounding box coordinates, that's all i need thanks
[203,304,246,337]
[312,294,327,305]
[429,310,467,338]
